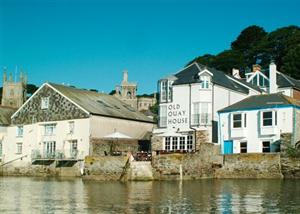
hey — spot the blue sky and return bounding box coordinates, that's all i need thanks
[0,0,299,94]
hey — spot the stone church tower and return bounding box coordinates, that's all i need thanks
[1,68,27,109]
[114,70,138,109]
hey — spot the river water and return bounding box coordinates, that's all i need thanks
[1,177,300,213]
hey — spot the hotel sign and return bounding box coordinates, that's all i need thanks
[167,104,188,125]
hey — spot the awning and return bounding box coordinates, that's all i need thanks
[103,131,132,139]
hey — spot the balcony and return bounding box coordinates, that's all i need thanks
[31,149,81,166]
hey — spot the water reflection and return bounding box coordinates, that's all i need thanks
[1,178,300,213]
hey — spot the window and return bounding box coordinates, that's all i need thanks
[262,141,270,153]
[200,76,210,89]
[0,141,2,157]
[192,102,200,125]
[44,141,56,158]
[159,106,167,128]
[44,124,56,136]
[262,111,273,126]
[41,97,50,109]
[70,140,78,158]
[172,137,178,151]
[165,137,171,151]
[160,80,167,102]
[179,137,185,150]
[240,142,247,153]
[187,135,193,151]
[17,126,23,137]
[233,114,242,128]
[69,121,75,134]
[200,103,209,125]
[168,81,172,101]
[16,143,22,154]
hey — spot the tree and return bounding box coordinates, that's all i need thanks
[27,84,39,95]
[211,50,245,74]
[231,25,267,51]
[281,45,300,79]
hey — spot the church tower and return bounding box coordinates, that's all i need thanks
[1,67,27,109]
[114,70,138,109]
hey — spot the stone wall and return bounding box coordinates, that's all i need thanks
[127,161,153,181]
[215,153,282,178]
[90,138,139,156]
[83,156,129,181]
[281,157,300,178]
[150,135,163,152]
[0,161,82,177]
[295,109,300,144]
[152,143,223,180]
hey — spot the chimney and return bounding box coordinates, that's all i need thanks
[232,68,241,79]
[269,62,278,94]
[252,64,261,72]
[123,70,128,82]
[3,67,7,82]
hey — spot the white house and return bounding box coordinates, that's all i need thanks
[152,62,262,152]
[238,62,300,99]
[2,82,154,167]
[0,106,16,161]
[218,93,300,154]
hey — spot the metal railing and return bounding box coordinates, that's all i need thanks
[31,149,79,160]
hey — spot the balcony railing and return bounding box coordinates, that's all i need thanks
[31,149,79,160]
[192,114,211,126]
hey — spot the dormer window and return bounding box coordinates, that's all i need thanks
[41,97,49,109]
[200,76,210,89]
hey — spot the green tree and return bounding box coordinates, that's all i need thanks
[281,45,300,79]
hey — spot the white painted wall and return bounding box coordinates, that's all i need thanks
[2,118,90,166]
[90,115,154,139]
[219,107,294,154]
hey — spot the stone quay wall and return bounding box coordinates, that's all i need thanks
[215,153,283,179]
[152,143,223,180]
[83,156,129,181]
[0,161,82,177]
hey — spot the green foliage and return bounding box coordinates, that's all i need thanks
[285,144,300,158]
[189,25,300,78]
[27,84,39,95]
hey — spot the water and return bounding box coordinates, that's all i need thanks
[1,177,300,213]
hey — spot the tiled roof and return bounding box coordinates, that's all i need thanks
[277,72,300,90]
[172,62,261,94]
[219,93,300,113]
[48,83,154,123]
[0,106,16,125]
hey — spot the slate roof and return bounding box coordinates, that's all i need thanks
[172,62,261,94]
[48,83,154,123]
[277,72,300,90]
[218,93,300,113]
[0,106,16,125]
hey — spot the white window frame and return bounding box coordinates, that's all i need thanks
[200,76,210,89]
[160,80,168,102]
[159,105,167,128]
[41,97,50,109]
[187,135,193,151]
[232,113,247,129]
[69,121,75,134]
[164,137,171,151]
[16,143,22,154]
[16,126,24,137]
[240,141,247,153]
[261,111,277,127]
[44,124,56,136]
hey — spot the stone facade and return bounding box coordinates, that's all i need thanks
[83,156,128,181]
[12,84,89,125]
[90,138,139,156]
[152,143,223,180]
[215,153,282,178]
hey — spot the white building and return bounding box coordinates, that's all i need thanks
[0,106,16,161]
[238,63,300,99]
[218,93,300,154]
[152,62,261,152]
[2,82,154,167]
